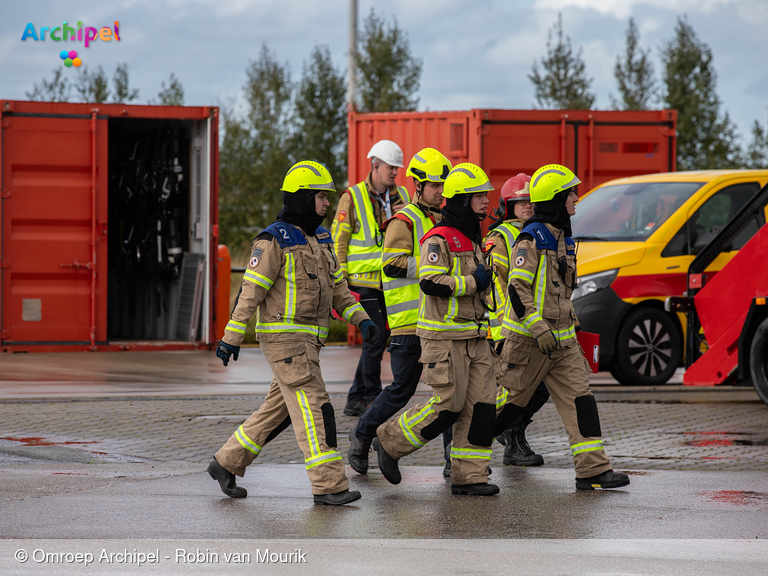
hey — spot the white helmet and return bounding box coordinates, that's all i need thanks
[367,139,404,168]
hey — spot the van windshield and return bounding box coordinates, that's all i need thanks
[571,182,704,241]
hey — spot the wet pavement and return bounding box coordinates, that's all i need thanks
[1,348,767,574]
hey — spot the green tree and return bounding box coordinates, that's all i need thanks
[611,18,656,110]
[26,69,71,102]
[112,63,139,103]
[661,16,742,170]
[219,44,294,248]
[155,73,185,106]
[529,13,595,109]
[357,9,422,112]
[743,117,768,169]
[292,45,347,189]
[75,65,110,103]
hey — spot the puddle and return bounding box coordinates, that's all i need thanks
[679,431,767,447]
[700,490,768,507]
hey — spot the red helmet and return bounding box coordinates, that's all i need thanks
[500,173,531,202]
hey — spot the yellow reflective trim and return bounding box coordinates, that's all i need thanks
[284,253,296,319]
[226,323,246,334]
[420,265,450,277]
[235,426,262,455]
[496,386,508,409]
[297,389,319,457]
[571,440,604,455]
[449,447,492,459]
[399,412,426,448]
[510,269,535,283]
[305,451,342,469]
[342,302,364,322]
[244,270,273,289]
[228,320,247,328]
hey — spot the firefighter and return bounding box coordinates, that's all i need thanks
[373,163,499,496]
[348,147,453,475]
[331,140,411,417]
[485,174,549,467]
[494,164,630,490]
[208,161,380,506]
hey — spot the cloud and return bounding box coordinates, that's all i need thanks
[533,0,737,19]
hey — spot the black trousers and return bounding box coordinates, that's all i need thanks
[347,287,390,403]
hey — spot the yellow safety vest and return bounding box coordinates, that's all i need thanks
[347,182,409,274]
[381,203,435,331]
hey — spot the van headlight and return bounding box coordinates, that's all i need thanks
[571,269,618,301]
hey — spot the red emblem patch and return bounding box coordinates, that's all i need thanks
[338,210,347,222]
[250,257,259,268]
[515,256,525,267]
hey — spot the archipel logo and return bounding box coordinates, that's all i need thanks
[21,21,120,67]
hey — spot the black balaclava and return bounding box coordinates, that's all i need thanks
[276,189,325,236]
[525,188,572,237]
[436,193,486,243]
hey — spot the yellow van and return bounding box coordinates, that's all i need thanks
[571,170,768,385]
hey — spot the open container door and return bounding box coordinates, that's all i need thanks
[1,107,108,350]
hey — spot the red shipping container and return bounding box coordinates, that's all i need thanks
[0,100,220,353]
[348,108,677,232]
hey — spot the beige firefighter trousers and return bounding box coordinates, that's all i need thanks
[377,337,497,485]
[496,340,612,478]
[215,340,348,495]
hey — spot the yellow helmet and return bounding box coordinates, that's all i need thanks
[406,148,452,183]
[530,164,581,202]
[281,161,336,193]
[442,163,494,198]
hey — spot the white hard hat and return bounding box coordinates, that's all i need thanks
[367,140,404,168]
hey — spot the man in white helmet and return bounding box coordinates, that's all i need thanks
[331,140,411,417]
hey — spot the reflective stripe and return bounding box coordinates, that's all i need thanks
[333,269,344,282]
[254,323,329,337]
[306,451,343,469]
[535,254,547,313]
[348,251,382,261]
[450,447,492,460]
[509,269,535,283]
[244,269,273,289]
[349,184,376,247]
[385,299,420,315]
[235,425,262,456]
[342,302,364,322]
[496,386,508,409]
[297,389,320,456]
[382,278,415,290]
[417,318,478,332]
[420,265,450,276]
[284,253,296,319]
[454,274,467,297]
[553,325,577,341]
[571,440,604,455]
[226,320,247,334]
[398,397,439,448]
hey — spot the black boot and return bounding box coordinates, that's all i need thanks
[344,400,367,417]
[451,483,500,496]
[347,426,371,475]
[442,459,452,477]
[207,458,247,498]
[313,489,362,506]
[503,419,544,466]
[372,438,401,485]
[576,470,630,490]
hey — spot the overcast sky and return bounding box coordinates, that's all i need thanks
[4,0,767,145]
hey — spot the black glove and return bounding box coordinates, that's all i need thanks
[472,264,493,292]
[495,340,504,355]
[360,319,380,345]
[216,340,240,366]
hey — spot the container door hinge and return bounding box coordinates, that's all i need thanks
[1,330,10,340]
[1,189,9,199]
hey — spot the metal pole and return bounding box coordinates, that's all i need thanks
[348,0,357,108]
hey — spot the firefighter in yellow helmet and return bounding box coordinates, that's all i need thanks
[348,148,454,475]
[494,164,630,490]
[331,140,411,418]
[484,174,549,467]
[209,161,379,506]
[374,163,500,496]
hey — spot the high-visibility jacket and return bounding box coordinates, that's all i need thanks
[223,222,369,346]
[416,226,489,341]
[483,220,523,342]
[331,174,409,290]
[501,221,579,347]
[380,201,440,335]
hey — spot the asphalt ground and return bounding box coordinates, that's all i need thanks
[1,347,767,575]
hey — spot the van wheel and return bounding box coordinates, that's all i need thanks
[750,318,768,407]
[613,307,681,386]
